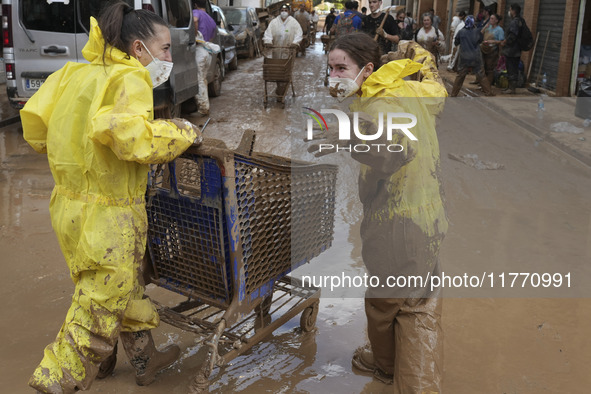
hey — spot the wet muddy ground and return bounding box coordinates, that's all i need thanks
[1,36,591,393]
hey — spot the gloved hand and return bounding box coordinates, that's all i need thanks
[170,118,203,146]
[291,43,301,49]
[376,27,386,38]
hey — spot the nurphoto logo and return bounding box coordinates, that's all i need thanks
[303,107,418,153]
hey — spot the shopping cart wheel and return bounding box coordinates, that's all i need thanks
[300,302,319,332]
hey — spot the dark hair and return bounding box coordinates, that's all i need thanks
[194,0,207,9]
[353,1,359,10]
[510,3,521,15]
[459,10,467,17]
[491,13,502,23]
[396,10,405,17]
[99,1,167,61]
[330,32,381,71]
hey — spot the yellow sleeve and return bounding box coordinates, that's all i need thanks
[20,67,69,154]
[90,69,198,164]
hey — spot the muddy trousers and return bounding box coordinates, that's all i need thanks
[29,192,160,394]
[451,65,493,97]
[195,45,212,114]
[482,49,500,86]
[365,295,443,393]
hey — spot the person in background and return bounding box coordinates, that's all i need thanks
[22,2,201,392]
[480,13,505,87]
[396,9,414,41]
[415,12,445,66]
[311,9,320,42]
[361,6,367,15]
[263,4,302,100]
[361,0,399,55]
[315,32,448,391]
[294,3,311,53]
[444,10,466,71]
[428,7,441,30]
[331,0,363,37]
[450,15,494,96]
[500,3,524,94]
[405,11,417,31]
[324,8,337,34]
[192,0,217,117]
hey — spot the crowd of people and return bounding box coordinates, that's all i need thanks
[320,2,529,97]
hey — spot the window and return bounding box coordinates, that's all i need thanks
[164,0,192,28]
[78,0,133,33]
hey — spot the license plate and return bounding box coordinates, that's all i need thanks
[25,78,45,90]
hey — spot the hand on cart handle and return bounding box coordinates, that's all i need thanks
[170,118,203,146]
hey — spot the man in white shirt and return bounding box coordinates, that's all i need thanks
[263,5,303,100]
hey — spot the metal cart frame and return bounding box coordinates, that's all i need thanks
[263,46,297,108]
[145,134,337,392]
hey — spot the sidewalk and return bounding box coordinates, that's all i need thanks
[439,67,591,168]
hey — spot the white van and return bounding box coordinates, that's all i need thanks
[1,0,221,117]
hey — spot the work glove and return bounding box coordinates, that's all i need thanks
[170,118,203,146]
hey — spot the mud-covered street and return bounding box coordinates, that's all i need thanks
[2,36,591,393]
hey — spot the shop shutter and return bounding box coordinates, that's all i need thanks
[527,0,566,90]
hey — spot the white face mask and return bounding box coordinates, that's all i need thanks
[328,66,366,101]
[141,41,173,88]
[280,11,289,19]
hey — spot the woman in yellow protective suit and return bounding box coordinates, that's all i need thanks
[322,33,448,391]
[21,2,201,393]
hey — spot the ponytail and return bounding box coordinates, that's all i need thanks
[98,0,167,62]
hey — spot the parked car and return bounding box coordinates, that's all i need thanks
[221,6,262,59]
[1,0,216,117]
[210,5,238,72]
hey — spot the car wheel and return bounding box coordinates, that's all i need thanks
[208,57,223,97]
[229,52,238,71]
[154,100,181,119]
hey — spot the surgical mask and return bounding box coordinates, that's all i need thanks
[141,41,173,88]
[328,66,366,101]
[281,11,289,19]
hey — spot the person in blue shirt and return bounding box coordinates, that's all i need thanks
[330,1,362,36]
[480,13,505,86]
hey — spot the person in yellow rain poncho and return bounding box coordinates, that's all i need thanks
[313,33,448,391]
[21,3,202,393]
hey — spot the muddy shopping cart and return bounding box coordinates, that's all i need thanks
[263,46,297,108]
[145,131,338,393]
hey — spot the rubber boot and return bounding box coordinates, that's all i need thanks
[96,341,117,379]
[502,80,517,95]
[120,331,180,386]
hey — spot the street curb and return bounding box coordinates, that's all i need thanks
[440,74,591,169]
[0,114,20,128]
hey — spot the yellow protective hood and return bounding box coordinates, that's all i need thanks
[361,43,448,99]
[82,17,142,68]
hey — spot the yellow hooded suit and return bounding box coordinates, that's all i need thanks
[22,18,197,392]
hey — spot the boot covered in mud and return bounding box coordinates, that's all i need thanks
[120,330,180,386]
